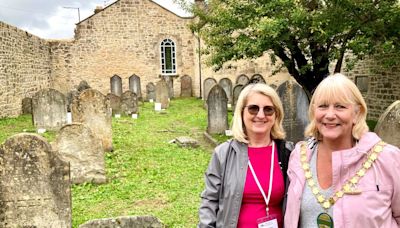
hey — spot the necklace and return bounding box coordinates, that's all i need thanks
[300,140,385,209]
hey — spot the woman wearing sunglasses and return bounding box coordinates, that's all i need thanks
[284,74,400,228]
[199,83,293,228]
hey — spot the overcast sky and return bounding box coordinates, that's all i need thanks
[0,0,191,39]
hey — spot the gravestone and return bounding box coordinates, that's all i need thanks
[110,75,123,97]
[54,123,106,184]
[164,76,174,98]
[21,97,32,114]
[77,80,91,92]
[0,133,71,227]
[32,88,67,131]
[121,90,138,115]
[71,89,113,152]
[66,89,80,112]
[249,74,266,84]
[233,84,244,111]
[79,215,164,228]
[146,82,156,101]
[374,100,400,148]
[129,74,143,101]
[207,85,228,134]
[180,75,192,97]
[203,78,217,100]
[106,93,122,115]
[156,79,170,109]
[236,74,249,85]
[277,80,309,143]
[219,78,233,104]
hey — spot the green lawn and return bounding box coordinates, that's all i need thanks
[0,97,216,227]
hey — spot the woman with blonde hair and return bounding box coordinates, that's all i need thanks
[199,83,293,228]
[284,73,400,227]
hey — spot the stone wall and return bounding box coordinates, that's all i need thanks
[345,57,400,120]
[51,0,197,97]
[0,22,52,118]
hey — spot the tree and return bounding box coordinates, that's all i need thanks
[185,0,400,96]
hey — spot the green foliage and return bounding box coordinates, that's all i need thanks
[186,0,400,94]
[0,98,214,227]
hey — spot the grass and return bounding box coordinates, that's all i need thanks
[0,97,216,227]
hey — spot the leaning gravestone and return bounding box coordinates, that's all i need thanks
[0,133,71,227]
[129,74,143,101]
[156,79,170,109]
[106,93,122,115]
[236,74,250,85]
[233,84,244,111]
[146,82,156,101]
[110,75,123,97]
[207,85,228,134]
[277,80,309,143]
[32,88,67,131]
[203,78,217,101]
[21,97,32,114]
[71,89,113,152]
[79,215,164,228]
[54,123,106,184]
[180,75,192,97]
[164,76,174,98]
[374,100,400,148]
[249,74,266,84]
[219,78,233,105]
[121,90,138,115]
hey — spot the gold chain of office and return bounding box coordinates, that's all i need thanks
[300,140,386,210]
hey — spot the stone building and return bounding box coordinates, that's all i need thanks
[0,0,398,120]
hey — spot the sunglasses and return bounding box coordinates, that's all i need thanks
[244,105,275,116]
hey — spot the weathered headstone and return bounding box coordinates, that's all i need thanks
[32,88,67,131]
[180,75,192,97]
[146,82,156,101]
[156,79,170,109]
[164,76,174,98]
[203,78,217,100]
[77,80,91,92]
[21,97,32,114]
[277,80,309,143]
[54,123,106,184]
[219,78,233,104]
[249,74,266,84]
[121,90,138,115]
[236,74,249,85]
[71,89,113,152]
[233,84,244,111]
[129,74,143,101]
[374,100,400,148]
[207,85,228,134]
[0,133,71,227]
[110,75,123,97]
[66,89,79,112]
[106,93,122,115]
[79,215,164,228]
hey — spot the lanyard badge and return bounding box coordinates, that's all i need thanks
[248,141,279,228]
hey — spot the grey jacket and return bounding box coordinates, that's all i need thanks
[198,139,293,228]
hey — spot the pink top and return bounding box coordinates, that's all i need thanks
[237,145,285,228]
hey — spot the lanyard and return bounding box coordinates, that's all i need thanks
[248,141,275,215]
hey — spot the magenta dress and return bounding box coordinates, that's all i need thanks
[237,145,285,228]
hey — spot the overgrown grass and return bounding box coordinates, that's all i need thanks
[0,98,215,227]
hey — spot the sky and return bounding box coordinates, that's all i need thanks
[0,0,191,39]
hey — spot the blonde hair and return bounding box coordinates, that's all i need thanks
[232,83,286,143]
[305,73,369,140]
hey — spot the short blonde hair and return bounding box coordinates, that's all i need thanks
[232,83,286,143]
[305,73,369,140]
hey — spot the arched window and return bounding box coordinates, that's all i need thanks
[160,39,176,75]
